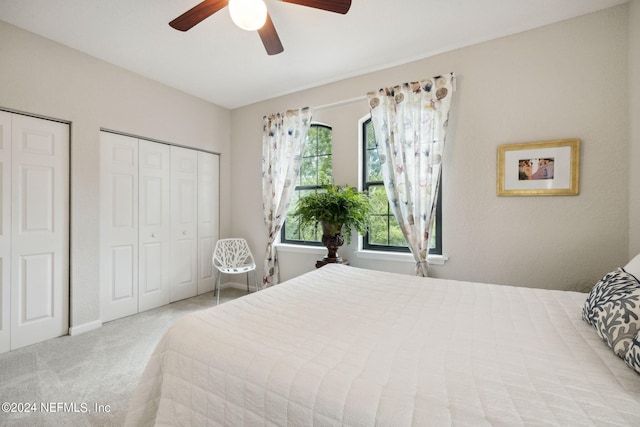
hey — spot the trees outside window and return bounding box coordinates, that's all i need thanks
[280,119,441,253]
[362,118,441,254]
[281,124,332,245]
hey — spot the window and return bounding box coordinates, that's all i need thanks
[281,123,333,245]
[361,118,442,254]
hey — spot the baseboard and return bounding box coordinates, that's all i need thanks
[69,284,251,336]
[69,319,102,336]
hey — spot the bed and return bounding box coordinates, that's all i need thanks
[125,261,640,426]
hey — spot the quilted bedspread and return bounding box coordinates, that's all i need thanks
[125,264,640,426]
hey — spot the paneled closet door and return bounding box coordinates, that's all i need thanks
[0,112,11,353]
[170,146,198,302]
[100,132,139,323]
[138,140,171,312]
[10,114,69,350]
[197,152,219,294]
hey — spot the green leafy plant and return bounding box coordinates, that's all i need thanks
[292,185,371,242]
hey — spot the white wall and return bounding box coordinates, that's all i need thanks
[0,21,231,330]
[230,5,631,291]
[629,0,640,256]
[0,3,634,335]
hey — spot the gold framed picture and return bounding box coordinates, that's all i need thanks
[497,139,580,196]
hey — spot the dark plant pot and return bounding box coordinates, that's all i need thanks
[318,222,344,265]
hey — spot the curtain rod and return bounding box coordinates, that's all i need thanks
[311,95,368,112]
[311,73,456,112]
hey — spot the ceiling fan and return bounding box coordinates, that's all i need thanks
[169,0,352,56]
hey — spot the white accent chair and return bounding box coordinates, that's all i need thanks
[212,238,259,304]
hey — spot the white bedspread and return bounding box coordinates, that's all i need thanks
[125,264,640,426]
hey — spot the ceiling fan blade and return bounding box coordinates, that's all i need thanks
[169,0,228,31]
[281,0,351,14]
[258,13,284,55]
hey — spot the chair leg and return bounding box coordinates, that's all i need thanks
[246,273,250,293]
[216,272,221,305]
[254,270,259,292]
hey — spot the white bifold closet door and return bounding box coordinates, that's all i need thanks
[0,113,9,352]
[100,133,139,322]
[100,132,219,322]
[197,152,219,294]
[168,148,221,300]
[169,146,198,302]
[0,111,69,353]
[139,140,171,312]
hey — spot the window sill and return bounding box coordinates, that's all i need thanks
[275,243,448,265]
[354,250,448,265]
[275,243,326,255]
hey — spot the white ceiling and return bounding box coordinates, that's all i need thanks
[0,0,627,109]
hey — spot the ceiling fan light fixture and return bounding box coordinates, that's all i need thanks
[228,0,268,31]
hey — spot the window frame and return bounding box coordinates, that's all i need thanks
[280,123,333,246]
[360,117,442,255]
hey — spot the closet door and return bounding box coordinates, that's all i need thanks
[100,132,138,322]
[197,152,219,294]
[10,114,69,350]
[138,140,171,312]
[0,112,10,353]
[170,146,198,302]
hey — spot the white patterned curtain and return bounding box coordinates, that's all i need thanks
[367,73,455,277]
[262,108,312,286]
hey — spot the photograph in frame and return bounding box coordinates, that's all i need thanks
[497,139,580,196]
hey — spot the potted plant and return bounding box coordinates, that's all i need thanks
[292,185,371,267]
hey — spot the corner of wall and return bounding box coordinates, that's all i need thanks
[629,0,640,257]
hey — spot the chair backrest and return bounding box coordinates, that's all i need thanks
[213,238,255,268]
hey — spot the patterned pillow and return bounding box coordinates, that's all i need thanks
[625,331,640,374]
[582,268,640,357]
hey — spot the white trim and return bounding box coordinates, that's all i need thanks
[275,243,326,255]
[357,113,369,192]
[354,250,448,265]
[69,319,102,336]
[276,242,447,266]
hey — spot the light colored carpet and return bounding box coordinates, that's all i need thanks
[0,287,250,426]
